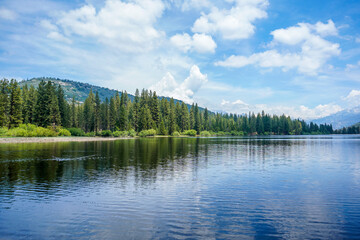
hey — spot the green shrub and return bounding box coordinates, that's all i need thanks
[33,127,57,137]
[58,129,71,136]
[230,131,244,136]
[85,132,96,137]
[182,129,197,136]
[0,127,8,136]
[113,131,128,137]
[68,128,85,136]
[139,129,156,137]
[216,131,227,136]
[5,124,58,137]
[200,131,212,137]
[128,129,137,137]
[101,130,113,137]
[6,128,28,137]
[171,131,180,136]
[19,124,37,131]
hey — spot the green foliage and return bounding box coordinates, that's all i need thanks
[139,129,156,137]
[113,131,127,137]
[230,131,244,136]
[85,132,96,137]
[182,129,197,136]
[101,130,113,137]
[68,128,85,136]
[0,126,8,136]
[200,131,212,137]
[171,131,180,136]
[128,129,137,137]
[4,124,57,137]
[58,128,71,136]
[0,78,336,138]
[215,131,227,136]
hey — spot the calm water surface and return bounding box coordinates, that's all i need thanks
[0,135,360,239]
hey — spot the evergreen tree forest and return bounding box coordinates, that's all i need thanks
[0,79,335,136]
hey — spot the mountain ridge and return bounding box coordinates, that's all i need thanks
[19,77,204,111]
[312,106,360,129]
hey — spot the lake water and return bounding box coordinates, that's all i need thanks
[0,135,360,239]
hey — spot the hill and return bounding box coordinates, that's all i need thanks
[312,106,360,129]
[19,77,134,103]
[19,77,204,111]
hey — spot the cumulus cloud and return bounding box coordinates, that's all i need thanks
[220,99,342,119]
[150,65,208,103]
[343,89,360,108]
[0,8,17,21]
[216,20,341,75]
[191,0,268,40]
[44,0,165,52]
[170,33,216,53]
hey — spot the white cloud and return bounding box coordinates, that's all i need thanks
[356,37,360,43]
[150,65,208,103]
[47,31,72,44]
[170,33,216,53]
[220,99,342,119]
[47,0,165,52]
[0,8,17,21]
[181,0,211,11]
[216,20,341,75]
[40,19,58,31]
[314,19,338,36]
[191,0,268,40]
[343,89,360,108]
[345,61,360,71]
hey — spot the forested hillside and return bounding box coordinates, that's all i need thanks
[1,78,334,136]
[19,77,199,111]
[19,77,133,102]
[334,122,360,134]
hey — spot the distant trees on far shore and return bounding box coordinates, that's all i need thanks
[0,78,335,136]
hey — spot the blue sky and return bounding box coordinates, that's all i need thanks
[0,0,360,119]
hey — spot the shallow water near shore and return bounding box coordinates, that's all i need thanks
[0,135,360,239]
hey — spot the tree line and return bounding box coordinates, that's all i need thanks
[0,79,334,135]
[334,125,360,134]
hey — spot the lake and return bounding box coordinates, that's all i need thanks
[0,135,360,239]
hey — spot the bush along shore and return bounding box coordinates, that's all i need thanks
[0,78,334,138]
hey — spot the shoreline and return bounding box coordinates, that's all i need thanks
[0,136,132,144]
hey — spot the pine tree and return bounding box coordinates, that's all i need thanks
[48,92,61,127]
[203,108,209,130]
[139,105,153,131]
[118,91,128,131]
[249,113,256,134]
[35,80,48,127]
[150,91,160,128]
[194,103,201,134]
[83,89,95,132]
[256,113,264,134]
[109,96,116,131]
[0,79,10,127]
[9,79,23,127]
[94,91,101,132]
[159,118,167,135]
[21,84,30,123]
[101,97,109,130]
[180,102,189,131]
[70,95,78,127]
[189,104,195,129]
[132,89,140,131]
[57,84,69,127]
[168,98,176,134]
